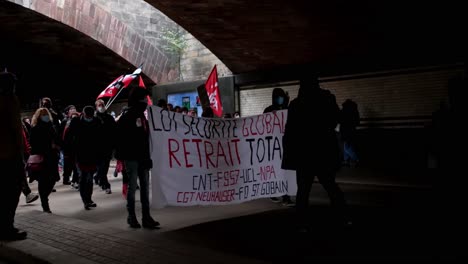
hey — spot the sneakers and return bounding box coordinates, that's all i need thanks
[84,201,97,210]
[270,197,281,203]
[283,200,296,207]
[142,216,160,229]
[26,192,39,204]
[105,188,112,194]
[51,188,56,192]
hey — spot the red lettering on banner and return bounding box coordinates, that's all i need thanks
[168,139,242,169]
[249,117,257,136]
[192,139,203,167]
[241,112,285,137]
[264,113,272,133]
[259,165,277,181]
[242,118,249,136]
[216,140,230,167]
[256,115,265,135]
[195,189,235,202]
[204,141,215,169]
[168,139,181,168]
[182,139,193,168]
[273,112,283,134]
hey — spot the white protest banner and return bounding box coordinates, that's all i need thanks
[149,106,296,208]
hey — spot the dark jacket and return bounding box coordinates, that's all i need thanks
[282,87,340,173]
[340,99,360,142]
[115,108,151,161]
[68,116,103,165]
[30,121,59,180]
[263,88,289,113]
[96,112,117,159]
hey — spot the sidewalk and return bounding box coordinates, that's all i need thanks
[1,166,437,263]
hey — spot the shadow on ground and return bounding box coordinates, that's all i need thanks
[166,186,465,262]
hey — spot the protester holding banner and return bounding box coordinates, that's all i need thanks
[282,76,350,231]
[263,88,294,206]
[115,87,160,229]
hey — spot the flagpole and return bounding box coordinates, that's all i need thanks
[105,64,144,109]
[105,83,126,109]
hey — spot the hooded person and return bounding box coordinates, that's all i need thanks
[263,88,289,113]
[282,75,350,231]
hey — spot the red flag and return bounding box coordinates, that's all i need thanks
[138,76,153,105]
[97,74,137,100]
[205,65,223,117]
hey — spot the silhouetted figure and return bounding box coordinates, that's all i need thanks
[282,76,349,231]
[0,71,27,240]
[264,88,293,206]
[434,73,467,257]
[156,98,168,110]
[340,99,360,166]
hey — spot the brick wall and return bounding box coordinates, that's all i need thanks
[9,0,232,84]
[9,0,177,84]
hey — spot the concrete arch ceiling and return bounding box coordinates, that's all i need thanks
[0,0,168,108]
[146,0,465,76]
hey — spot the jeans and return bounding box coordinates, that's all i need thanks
[63,155,78,183]
[96,158,111,190]
[124,160,150,218]
[79,170,96,205]
[343,141,358,162]
[38,176,56,211]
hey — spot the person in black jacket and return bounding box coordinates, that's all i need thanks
[115,87,159,229]
[282,76,350,232]
[94,99,117,194]
[68,106,103,210]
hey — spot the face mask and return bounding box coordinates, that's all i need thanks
[40,115,50,123]
[275,96,284,105]
[83,117,93,122]
[97,106,105,113]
